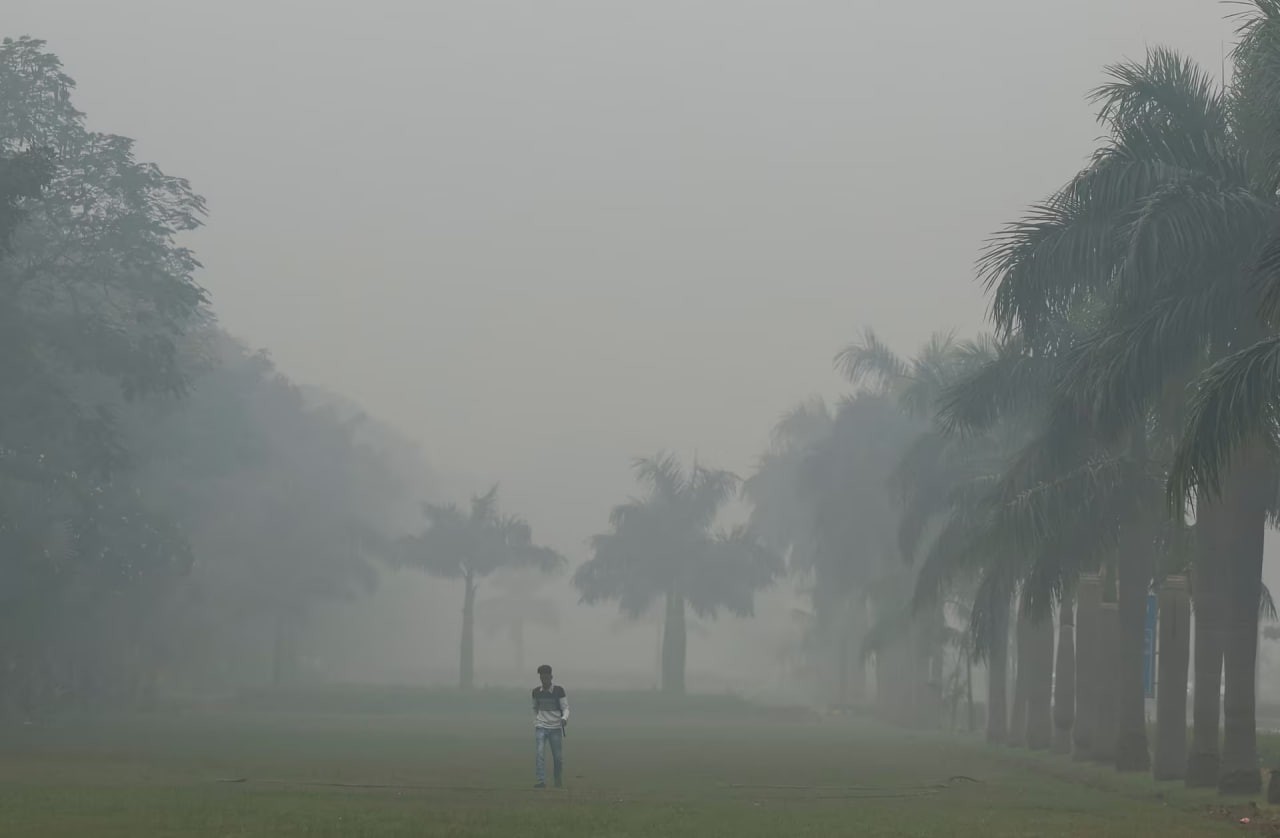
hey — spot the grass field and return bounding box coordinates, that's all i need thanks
[0,688,1262,837]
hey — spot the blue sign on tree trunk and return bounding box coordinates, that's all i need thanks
[1143,592,1157,699]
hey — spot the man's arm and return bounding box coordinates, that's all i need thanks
[558,688,569,725]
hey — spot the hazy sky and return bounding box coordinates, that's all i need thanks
[9,1,1234,562]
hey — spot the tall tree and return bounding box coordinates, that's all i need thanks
[0,37,434,714]
[476,569,562,678]
[401,488,563,690]
[798,392,926,714]
[129,333,413,688]
[980,27,1280,787]
[0,37,207,711]
[836,331,994,728]
[744,399,863,703]
[843,331,1073,738]
[926,323,1151,762]
[576,454,781,694]
[1053,594,1077,754]
[1154,576,1192,780]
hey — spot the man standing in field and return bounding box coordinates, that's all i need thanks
[532,664,568,789]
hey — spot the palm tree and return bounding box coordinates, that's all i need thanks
[743,399,834,572]
[836,331,1002,730]
[1053,593,1077,754]
[605,603,714,690]
[939,597,979,733]
[745,399,881,705]
[796,395,910,709]
[851,332,1070,745]
[1074,574,1104,760]
[932,331,1158,764]
[1022,598,1056,751]
[575,454,782,694]
[747,392,931,710]
[973,12,1280,785]
[1008,608,1031,748]
[400,487,564,689]
[1154,575,1192,780]
[475,568,562,679]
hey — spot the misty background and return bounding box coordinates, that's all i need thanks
[8,0,1256,695]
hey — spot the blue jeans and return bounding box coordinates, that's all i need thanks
[535,727,563,786]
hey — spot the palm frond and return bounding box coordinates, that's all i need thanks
[1262,581,1278,622]
[511,539,566,574]
[1231,1,1280,180]
[909,506,993,615]
[470,485,500,523]
[689,465,740,528]
[1090,46,1241,191]
[575,527,662,618]
[898,331,960,417]
[583,453,766,622]
[1056,284,1243,440]
[995,448,1133,557]
[834,328,908,390]
[1167,334,1280,502]
[981,183,1123,341]
[633,453,687,503]
[606,499,647,531]
[1092,47,1227,137]
[685,524,783,619]
[404,489,561,580]
[1232,1,1280,85]
[1117,180,1271,311]
[769,398,832,450]
[1254,233,1280,324]
[937,340,1054,435]
[967,569,1014,661]
[893,431,1003,562]
[985,44,1247,347]
[859,604,913,664]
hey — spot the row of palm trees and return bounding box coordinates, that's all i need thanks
[747,0,1280,797]
[398,458,783,694]
[398,4,1280,796]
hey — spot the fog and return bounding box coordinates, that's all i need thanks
[6,0,1262,701]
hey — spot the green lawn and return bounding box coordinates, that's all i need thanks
[0,690,1259,837]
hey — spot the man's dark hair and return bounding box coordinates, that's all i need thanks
[537,664,552,676]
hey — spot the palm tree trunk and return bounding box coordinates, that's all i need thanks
[1115,522,1152,772]
[1154,575,1191,781]
[1218,449,1271,795]
[661,591,687,695]
[1090,602,1120,764]
[272,613,286,687]
[904,640,919,726]
[654,610,663,690]
[966,652,975,733]
[1025,612,1055,751]
[1188,494,1225,788]
[986,602,1009,745]
[1009,609,1030,748]
[837,630,850,706]
[460,573,476,690]
[949,675,959,731]
[877,642,904,720]
[932,651,945,728]
[918,619,942,728]
[272,612,297,687]
[852,600,869,705]
[1074,574,1102,760]
[1053,595,1076,754]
